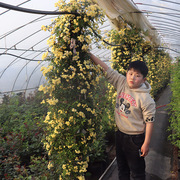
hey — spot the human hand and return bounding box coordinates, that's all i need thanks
[70,38,76,54]
[140,143,149,157]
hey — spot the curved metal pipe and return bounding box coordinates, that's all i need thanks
[0,0,31,16]
[0,2,80,15]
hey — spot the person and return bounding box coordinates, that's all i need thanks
[89,52,156,180]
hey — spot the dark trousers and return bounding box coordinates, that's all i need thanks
[116,130,146,180]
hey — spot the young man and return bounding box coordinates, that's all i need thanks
[89,53,156,180]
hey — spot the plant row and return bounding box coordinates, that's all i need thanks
[168,57,180,150]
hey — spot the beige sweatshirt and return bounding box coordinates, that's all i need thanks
[106,67,156,135]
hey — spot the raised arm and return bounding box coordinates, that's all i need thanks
[89,52,109,72]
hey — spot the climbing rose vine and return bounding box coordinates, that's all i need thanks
[39,0,105,179]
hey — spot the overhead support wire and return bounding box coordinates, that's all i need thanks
[0,2,80,15]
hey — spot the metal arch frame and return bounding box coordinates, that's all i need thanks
[0,20,112,83]
[136,3,180,13]
[0,14,55,77]
[11,53,42,92]
[0,18,112,95]
[150,21,180,31]
[152,27,180,36]
[160,0,180,6]
[158,33,180,40]
[0,1,180,95]
[148,15,180,24]
[153,26,180,35]
[134,11,180,18]
[0,47,46,53]
[3,29,42,53]
[3,46,49,92]
[24,61,47,94]
[0,53,42,62]
[0,15,49,40]
[1,2,179,50]
[0,35,51,78]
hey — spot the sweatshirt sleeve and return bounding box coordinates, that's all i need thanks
[105,67,126,89]
[142,97,156,123]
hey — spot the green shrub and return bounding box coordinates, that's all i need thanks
[168,58,180,149]
[0,91,50,179]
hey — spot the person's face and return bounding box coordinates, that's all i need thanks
[126,68,146,89]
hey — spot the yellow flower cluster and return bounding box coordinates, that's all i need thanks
[46,98,59,105]
[40,0,106,179]
[42,51,48,60]
[47,161,54,169]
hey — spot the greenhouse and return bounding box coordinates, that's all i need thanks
[0,0,179,179]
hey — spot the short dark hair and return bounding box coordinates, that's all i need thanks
[128,60,148,77]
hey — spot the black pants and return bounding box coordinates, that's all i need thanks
[116,130,146,180]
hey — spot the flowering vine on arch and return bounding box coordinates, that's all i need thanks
[39,0,107,179]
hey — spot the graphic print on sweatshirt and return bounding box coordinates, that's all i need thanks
[116,92,137,118]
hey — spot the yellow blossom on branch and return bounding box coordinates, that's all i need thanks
[40,0,107,179]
